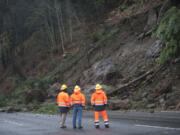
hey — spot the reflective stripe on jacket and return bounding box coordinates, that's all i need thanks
[57,91,70,107]
[70,91,85,106]
[91,89,107,106]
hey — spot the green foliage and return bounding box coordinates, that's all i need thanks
[8,85,29,105]
[0,89,26,107]
[0,0,122,71]
[10,87,25,101]
[0,77,24,107]
[32,103,59,114]
[121,0,148,11]
[0,95,8,107]
[90,25,119,47]
[47,74,60,85]
[0,77,25,107]
[92,27,106,40]
[105,26,119,40]
[155,7,180,65]
[95,26,119,49]
[7,76,22,86]
[25,77,49,90]
[132,98,149,109]
[5,76,50,106]
[141,98,149,107]
[157,0,164,3]
[121,0,137,10]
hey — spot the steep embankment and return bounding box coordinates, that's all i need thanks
[51,2,180,109]
[44,2,180,111]
[0,1,179,112]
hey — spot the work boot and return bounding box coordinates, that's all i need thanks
[105,124,109,128]
[95,125,100,128]
[78,126,83,129]
[60,125,67,128]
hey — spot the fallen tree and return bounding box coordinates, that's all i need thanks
[107,67,164,96]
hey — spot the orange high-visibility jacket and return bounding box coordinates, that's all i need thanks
[70,91,85,106]
[57,91,70,107]
[91,89,107,106]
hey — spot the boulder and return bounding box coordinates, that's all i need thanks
[159,98,165,104]
[26,104,38,111]
[145,40,162,59]
[142,92,148,98]
[6,107,15,113]
[0,108,7,112]
[176,102,180,110]
[80,59,121,85]
[174,57,180,63]
[147,93,157,102]
[149,109,154,113]
[165,95,179,107]
[21,108,28,112]
[47,83,61,98]
[146,103,156,109]
[93,59,117,82]
[6,107,21,113]
[157,82,172,95]
[108,99,130,110]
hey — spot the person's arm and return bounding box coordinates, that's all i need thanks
[91,94,95,107]
[82,94,85,106]
[103,92,108,106]
[65,94,70,107]
[70,95,73,107]
[57,93,60,105]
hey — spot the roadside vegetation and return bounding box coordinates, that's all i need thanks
[31,103,59,114]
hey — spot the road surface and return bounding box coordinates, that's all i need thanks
[0,111,180,135]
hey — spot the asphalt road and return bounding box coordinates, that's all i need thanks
[0,111,180,135]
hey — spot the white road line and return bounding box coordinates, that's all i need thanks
[135,124,180,131]
[4,120,23,126]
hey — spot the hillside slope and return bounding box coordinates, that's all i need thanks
[0,0,179,112]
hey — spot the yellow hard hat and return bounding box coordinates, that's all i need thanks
[61,84,67,90]
[95,84,102,90]
[74,85,80,92]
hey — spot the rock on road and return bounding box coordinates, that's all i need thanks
[0,111,180,135]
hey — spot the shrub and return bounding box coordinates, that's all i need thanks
[32,103,59,114]
[155,7,180,65]
[25,77,49,90]
[0,95,8,107]
[7,76,22,86]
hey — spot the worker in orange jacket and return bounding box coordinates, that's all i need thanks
[57,84,70,128]
[70,85,85,129]
[91,84,109,128]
